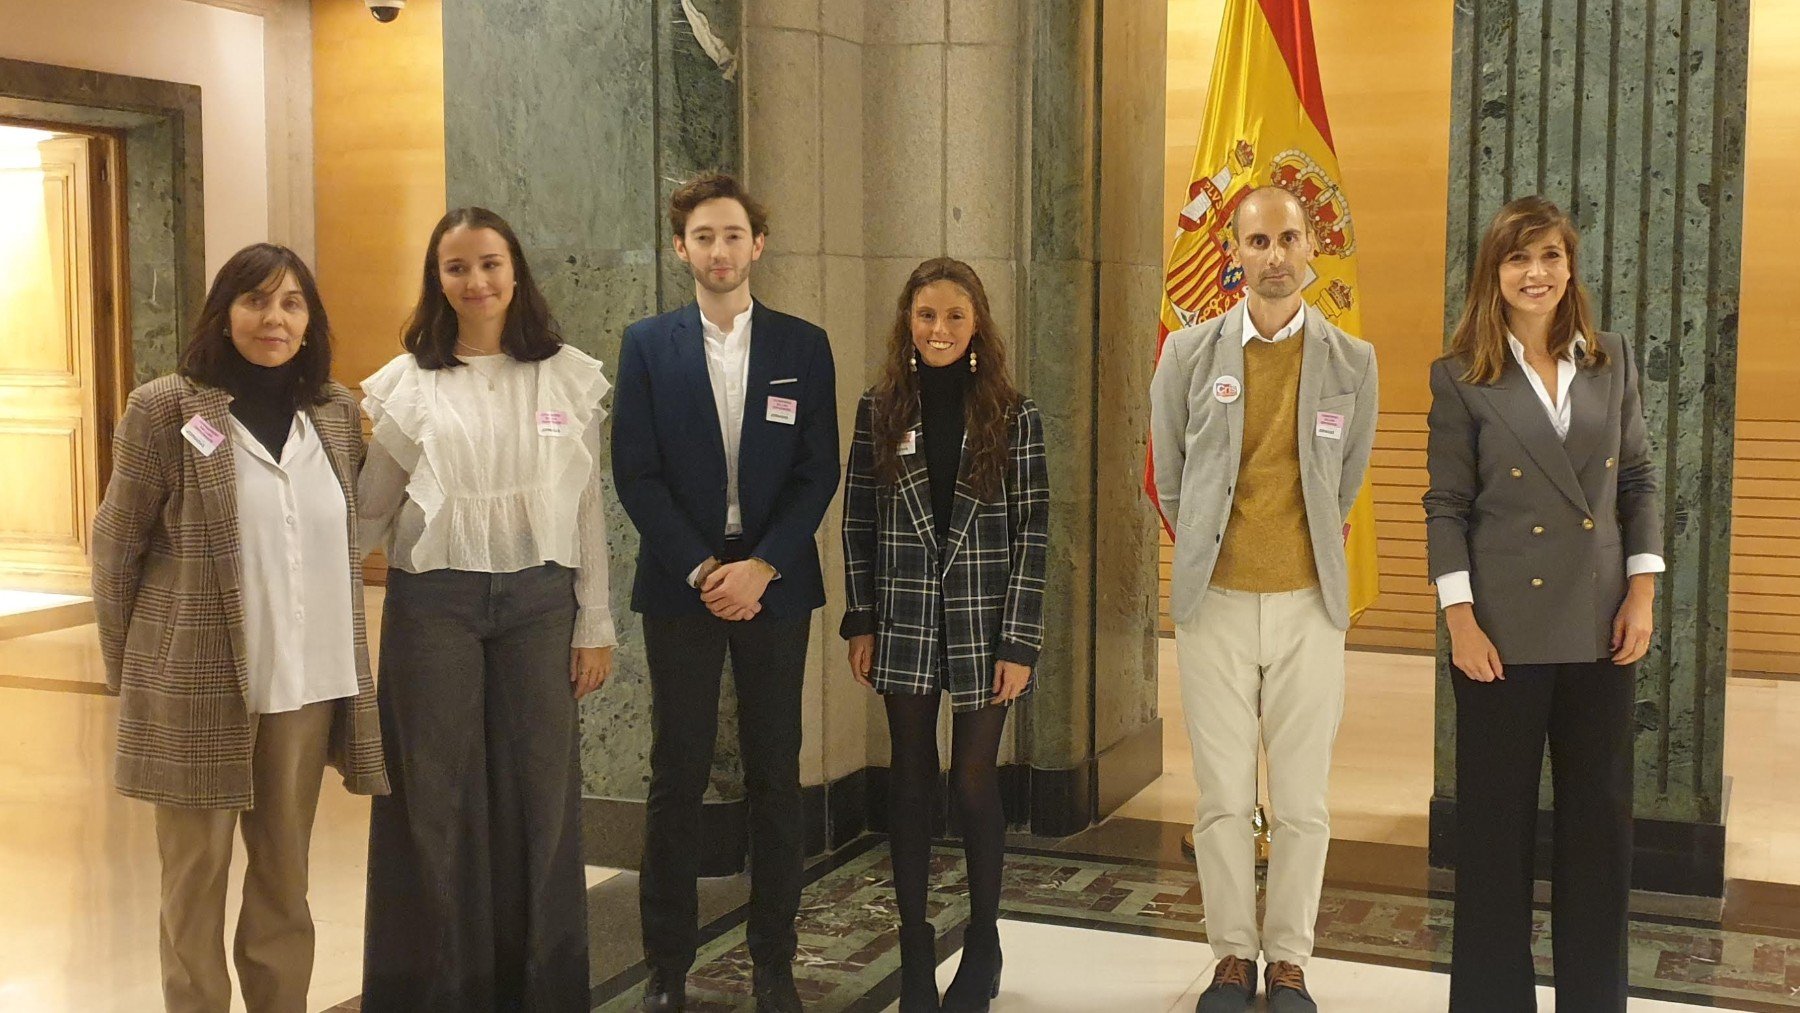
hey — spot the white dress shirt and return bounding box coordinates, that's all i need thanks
[702,304,754,536]
[1436,333,1665,609]
[230,413,360,715]
[1240,300,1306,345]
[357,347,618,647]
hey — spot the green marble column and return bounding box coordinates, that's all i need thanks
[1018,0,1164,835]
[1431,0,1750,896]
[441,0,745,867]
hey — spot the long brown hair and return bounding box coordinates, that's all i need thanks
[870,258,1021,500]
[401,207,563,369]
[179,244,333,408]
[1447,195,1606,384]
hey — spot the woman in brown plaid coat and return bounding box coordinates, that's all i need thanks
[840,258,1050,1013]
[91,244,387,1012]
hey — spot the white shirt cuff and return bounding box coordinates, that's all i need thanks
[1435,570,1474,610]
[1626,553,1666,577]
[573,607,617,649]
[687,562,706,588]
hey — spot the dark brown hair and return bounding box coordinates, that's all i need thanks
[178,243,333,407]
[668,171,770,239]
[1448,195,1606,384]
[870,258,1022,501]
[402,207,563,369]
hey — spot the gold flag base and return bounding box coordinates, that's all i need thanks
[1181,805,1272,864]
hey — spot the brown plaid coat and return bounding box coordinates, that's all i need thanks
[92,374,388,809]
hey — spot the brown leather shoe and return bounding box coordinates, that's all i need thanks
[1195,955,1257,1011]
[1264,961,1317,1012]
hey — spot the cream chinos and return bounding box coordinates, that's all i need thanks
[1175,585,1345,966]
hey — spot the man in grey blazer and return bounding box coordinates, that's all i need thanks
[1149,186,1378,1013]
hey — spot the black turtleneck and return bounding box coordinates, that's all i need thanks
[221,347,300,461]
[917,355,969,541]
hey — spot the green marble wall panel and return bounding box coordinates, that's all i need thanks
[442,0,744,802]
[1020,1,1100,776]
[1435,0,1749,832]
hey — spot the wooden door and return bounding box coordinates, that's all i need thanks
[0,134,100,592]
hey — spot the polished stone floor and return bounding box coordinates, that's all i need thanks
[3,605,1796,1010]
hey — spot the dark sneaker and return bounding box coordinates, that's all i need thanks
[638,968,686,1012]
[1195,955,1257,1011]
[753,963,804,1013]
[1265,960,1318,1013]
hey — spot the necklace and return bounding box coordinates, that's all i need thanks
[456,341,503,390]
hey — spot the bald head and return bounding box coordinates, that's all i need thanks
[1231,185,1315,303]
[1230,185,1309,239]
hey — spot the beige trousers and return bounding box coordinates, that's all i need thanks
[154,700,334,1013]
[1174,586,1345,966]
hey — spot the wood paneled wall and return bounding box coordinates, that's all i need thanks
[311,0,446,391]
[1160,0,1800,675]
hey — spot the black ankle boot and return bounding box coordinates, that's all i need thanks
[941,926,1002,1012]
[898,923,941,1012]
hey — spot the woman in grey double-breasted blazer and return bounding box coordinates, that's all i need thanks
[840,258,1049,1013]
[1425,196,1663,1013]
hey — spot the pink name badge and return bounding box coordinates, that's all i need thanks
[180,414,226,456]
[536,409,570,437]
[766,396,798,426]
[1315,410,1345,440]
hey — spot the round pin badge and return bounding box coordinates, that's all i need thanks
[1213,375,1242,404]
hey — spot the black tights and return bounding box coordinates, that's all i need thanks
[884,693,1009,938]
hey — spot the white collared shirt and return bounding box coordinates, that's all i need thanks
[229,413,360,715]
[1435,332,1665,609]
[1240,300,1306,345]
[702,304,754,536]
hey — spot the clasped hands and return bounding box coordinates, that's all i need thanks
[696,555,776,621]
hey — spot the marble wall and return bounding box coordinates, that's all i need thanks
[1433,0,1750,895]
[440,0,745,804]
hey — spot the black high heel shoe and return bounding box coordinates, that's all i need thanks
[940,932,1002,1012]
[898,923,941,1012]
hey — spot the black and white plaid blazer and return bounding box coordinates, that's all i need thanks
[839,391,1050,712]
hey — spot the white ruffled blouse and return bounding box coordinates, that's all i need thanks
[357,346,618,648]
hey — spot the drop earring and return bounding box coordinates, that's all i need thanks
[969,349,979,374]
[910,351,918,372]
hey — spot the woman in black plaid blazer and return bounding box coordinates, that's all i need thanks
[840,258,1049,1012]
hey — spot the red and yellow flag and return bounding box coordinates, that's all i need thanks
[1149,0,1380,622]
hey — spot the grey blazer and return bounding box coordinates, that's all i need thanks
[1149,305,1379,630]
[1422,332,1662,665]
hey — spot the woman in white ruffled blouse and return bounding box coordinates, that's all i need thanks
[357,207,615,1011]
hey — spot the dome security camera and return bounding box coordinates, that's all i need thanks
[365,0,405,22]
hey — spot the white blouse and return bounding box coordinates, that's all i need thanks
[230,412,360,715]
[357,346,618,648]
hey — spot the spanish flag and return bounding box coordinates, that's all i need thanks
[1149,0,1380,622]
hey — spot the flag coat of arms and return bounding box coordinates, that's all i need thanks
[1150,0,1381,622]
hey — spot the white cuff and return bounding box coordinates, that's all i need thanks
[687,562,706,588]
[573,607,618,649]
[1626,553,1666,577]
[1435,570,1473,609]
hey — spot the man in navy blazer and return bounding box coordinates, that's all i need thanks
[612,173,839,1013]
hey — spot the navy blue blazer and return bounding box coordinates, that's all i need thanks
[611,300,840,617]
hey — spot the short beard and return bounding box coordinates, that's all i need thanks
[689,260,747,295]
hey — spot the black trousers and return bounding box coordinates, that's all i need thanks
[363,565,589,1012]
[639,611,812,975]
[1450,659,1636,1013]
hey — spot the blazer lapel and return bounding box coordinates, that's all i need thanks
[1294,312,1327,476]
[176,378,247,689]
[939,440,982,573]
[738,300,778,475]
[894,409,938,556]
[308,401,357,508]
[1478,359,1592,514]
[1561,361,1608,477]
[1218,307,1248,478]
[674,303,729,472]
